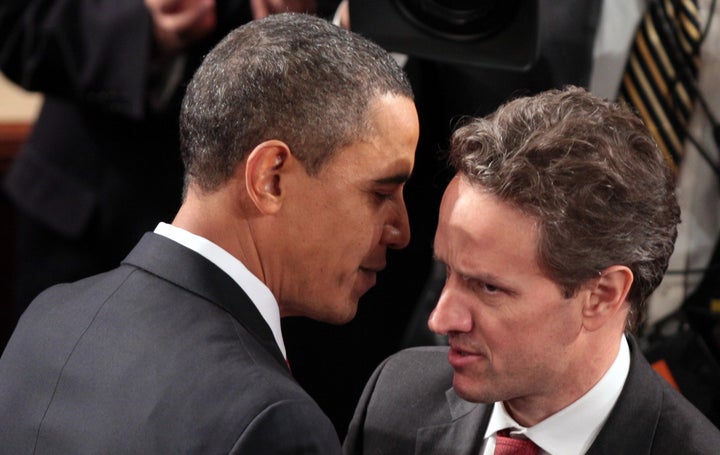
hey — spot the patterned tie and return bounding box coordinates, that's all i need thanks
[494,430,540,455]
[618,0,702,173]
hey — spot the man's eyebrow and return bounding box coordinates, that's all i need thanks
[373,172,412,185]
[431,253,511,289]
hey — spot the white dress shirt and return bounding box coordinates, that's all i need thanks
[154,222,287,360]
[481,336,630,455]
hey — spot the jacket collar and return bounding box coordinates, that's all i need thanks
[586,335,660,454]
[415,388,491,455]
[121,233,288,371]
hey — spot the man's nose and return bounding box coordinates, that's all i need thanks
[383,197,411,250]
[428,282,472,335]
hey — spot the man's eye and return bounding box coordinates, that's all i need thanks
[374,191,393,201]
[462,274,500,294]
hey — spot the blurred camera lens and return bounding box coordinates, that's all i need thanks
[395,0,520,40]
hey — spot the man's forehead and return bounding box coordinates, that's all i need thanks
[326,136,415,179]
[322,94,417,180]
[438,178,539,249]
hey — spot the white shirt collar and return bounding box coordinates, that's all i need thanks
[483,335,630,455]
[153,222,286,359]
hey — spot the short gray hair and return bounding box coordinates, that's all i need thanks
[180,12,413,192]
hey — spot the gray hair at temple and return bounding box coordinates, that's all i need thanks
[449,86,680,333]
[180,12,413,193]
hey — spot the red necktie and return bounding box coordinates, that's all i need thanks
[494,430,540,455]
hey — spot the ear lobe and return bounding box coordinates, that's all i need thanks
[582,265,634,332]
[245,140,292,215]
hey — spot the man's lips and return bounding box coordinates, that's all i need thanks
[447,344,486,369]
[357,266,381,291]
[360,262,385,274]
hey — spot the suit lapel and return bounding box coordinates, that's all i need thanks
[586,336,660,454]
[121,233,287,370]
[415,388,491,455]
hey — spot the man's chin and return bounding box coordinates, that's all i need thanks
[313,298,359,325]
[452,375,492,404]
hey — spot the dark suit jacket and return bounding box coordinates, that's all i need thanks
[1,0,257,234]
[0,233,342,454]
[344,337,720,454]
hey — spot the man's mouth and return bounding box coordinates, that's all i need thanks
[447,342,486,368]
[359,262,385,274]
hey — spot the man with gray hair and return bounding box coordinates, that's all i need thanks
[0,13,418,454]
[345,86,720,454]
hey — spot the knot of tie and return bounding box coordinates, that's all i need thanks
[494,429,540,455]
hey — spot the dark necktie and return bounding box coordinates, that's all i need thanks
[618,0,702,172]
[494,430,540,455]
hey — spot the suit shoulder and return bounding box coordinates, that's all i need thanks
[373,346,452,390]
[1,264,333,453]
[363,346,454,424]
[654,382,720,453]
[379,346,452,381]
[230,395,342,454]
[344,346,483,455]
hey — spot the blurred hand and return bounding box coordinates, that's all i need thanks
[333,0,349,29]
[145,0,217,57]
[250,0,317,20]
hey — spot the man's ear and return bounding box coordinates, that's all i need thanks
[582,265,634,332]
[244,140,293,215]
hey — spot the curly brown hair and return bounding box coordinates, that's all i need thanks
[449,86,680,332]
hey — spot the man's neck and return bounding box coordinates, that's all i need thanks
[484,336,631,454]
[504,332,625,426]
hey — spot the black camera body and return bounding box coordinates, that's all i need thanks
[349,0,539,70]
